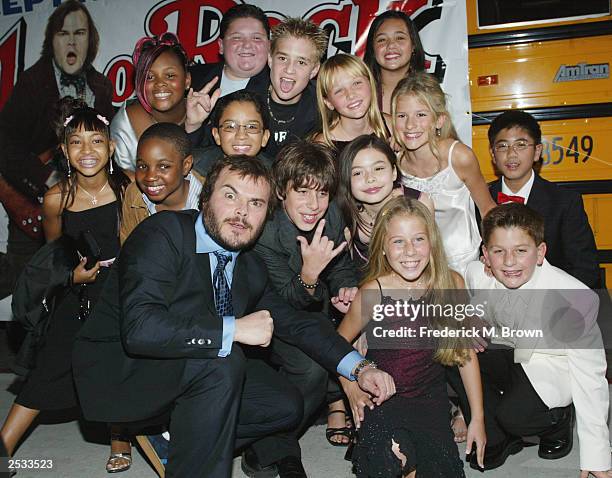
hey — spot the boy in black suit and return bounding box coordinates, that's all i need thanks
[487,110,599,288]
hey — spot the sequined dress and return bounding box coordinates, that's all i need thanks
[352,280,465,477]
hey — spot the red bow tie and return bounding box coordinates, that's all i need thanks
[497,192,525,205]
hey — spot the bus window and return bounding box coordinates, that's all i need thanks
[478,0,610,28]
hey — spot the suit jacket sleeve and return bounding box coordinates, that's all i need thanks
[0,69,54,198]
[559,192,599,288]
[254,266,354,372]
[118,213,223,359]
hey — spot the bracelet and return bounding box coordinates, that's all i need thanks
[353,359,377,381]
[297,274,319,290]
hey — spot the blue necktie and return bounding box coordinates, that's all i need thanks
[213,251,233,316]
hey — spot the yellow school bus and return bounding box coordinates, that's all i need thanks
[467,0,612,287]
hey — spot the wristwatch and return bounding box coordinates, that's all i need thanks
[353,359,377,381]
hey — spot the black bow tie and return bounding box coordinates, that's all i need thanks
[60,73,86,94]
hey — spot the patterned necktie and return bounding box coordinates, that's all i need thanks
[213,251,233,316]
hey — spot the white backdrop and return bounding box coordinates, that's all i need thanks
[0,0,471,143]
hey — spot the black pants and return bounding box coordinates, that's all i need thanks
[160,348,303,478]
[447,348,565,446]
[251,336,328,464]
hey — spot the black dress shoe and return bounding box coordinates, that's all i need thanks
[470,435,524,471]
[538,406,575,460]
[276,456,307,478]
[241,448,279,478]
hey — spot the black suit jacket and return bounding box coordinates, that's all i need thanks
[489,174,599,288]
[254,202,359,315]
[189,61,269,95]
[73,210,353,423]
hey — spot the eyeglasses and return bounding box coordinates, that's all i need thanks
[493,140,535,154]
[220,121,262,134]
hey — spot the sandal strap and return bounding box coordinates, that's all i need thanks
[326,427,353,437]
[108,452,132,460]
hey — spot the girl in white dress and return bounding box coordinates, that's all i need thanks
[392,72,495,276]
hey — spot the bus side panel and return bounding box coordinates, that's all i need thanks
[469,36,612,112]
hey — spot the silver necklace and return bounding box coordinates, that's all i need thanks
[267,90,295,125]
[79,181,108,206]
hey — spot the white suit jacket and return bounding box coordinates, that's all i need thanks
[466,259,610,471]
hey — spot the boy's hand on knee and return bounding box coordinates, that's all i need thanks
[234,310,274,347]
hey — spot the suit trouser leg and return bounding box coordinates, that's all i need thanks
[166,349,246,478]
[249,338,327,465]
[447,348,559,446]
[235,357,304,450]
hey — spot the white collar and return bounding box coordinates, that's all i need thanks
[501,169,535,204]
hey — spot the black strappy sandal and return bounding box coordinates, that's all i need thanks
[326,409,354,447]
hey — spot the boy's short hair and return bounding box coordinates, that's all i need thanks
[138,123,191,159]
[219,3,270,39]
[273,139,337,199]
[201,155,276,216]
[488,110,542,146]
[211,90,270,131]
[482,203,545,246]
[271,18,328,62]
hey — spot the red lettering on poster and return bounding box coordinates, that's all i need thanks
[104,55,135,107]
[0,19,25,109]
[146,0,238,64]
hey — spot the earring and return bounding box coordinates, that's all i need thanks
[109,158,114,174]
[67,161,72,177]
[435,127,441,137]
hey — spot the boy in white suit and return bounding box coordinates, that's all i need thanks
[460,203,610,476]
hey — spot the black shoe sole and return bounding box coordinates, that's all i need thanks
[538,438,573,460]
[240,460,279,478]
[470,440,524,471]
[538,406,575,460]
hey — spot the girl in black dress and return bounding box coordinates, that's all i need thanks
[0,99,130,472]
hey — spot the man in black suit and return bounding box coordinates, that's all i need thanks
[486,110,599,288]
[73,155,394,478]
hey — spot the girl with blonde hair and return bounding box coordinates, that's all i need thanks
[338,196,486,477]
[314,54,387,155]
[392,72,495,276]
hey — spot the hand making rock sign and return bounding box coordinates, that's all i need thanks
[185,76,222,133]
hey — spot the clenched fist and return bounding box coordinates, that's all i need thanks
[234,310,274,347]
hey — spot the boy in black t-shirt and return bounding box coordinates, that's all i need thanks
[265,18,328,157]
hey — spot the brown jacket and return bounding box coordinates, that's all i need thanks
[120,171,204,244]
